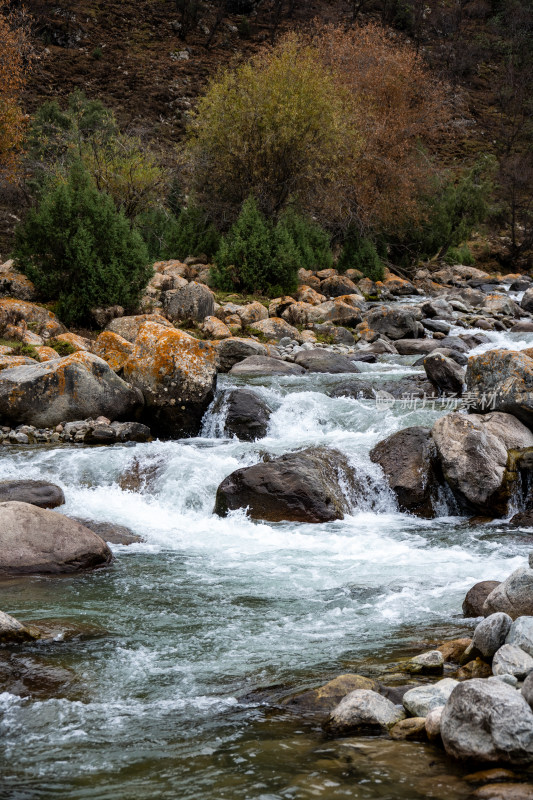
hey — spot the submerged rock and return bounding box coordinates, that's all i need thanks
[68,519,142,545]
[214,447,357,523]
[0,610,38,643]
[0,501,112,574]
[0,480,64,509]
[282,674,378,716]
[441,678,533,764]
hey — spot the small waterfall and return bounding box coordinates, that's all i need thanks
[201,391,231,438]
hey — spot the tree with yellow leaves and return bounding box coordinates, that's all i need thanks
[0,1,31,180]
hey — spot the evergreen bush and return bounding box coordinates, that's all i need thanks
[338,226,385,282]
[14,161,151,326]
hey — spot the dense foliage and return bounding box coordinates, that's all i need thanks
[0,1,31,180]
[13,162,151,325]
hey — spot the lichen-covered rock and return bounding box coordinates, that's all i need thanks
[214,447,358,523]
[296,286,326,306]
[248,317,300,341]
[0,269,37,302]
[92,331,133,372]
[306,299,363,327]
[324,689,405,735]
[320,275,360,297]
[35,346,59,362]
[0,355,38,370]
[363,306,419,340]
[106,313,173,343]
[122,321,216,438]
[466,350,533,428]
[281,301,317,326]
[0,501,112,575]
[370,426,438,516]
[0,298,64,339]
[234,301,268,327]
[0,352,143,428]
[201,316,231,340]
[431,412,533,513]
[53,332,91,352]
[441,679,533,764]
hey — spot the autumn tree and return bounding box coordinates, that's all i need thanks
[0,1,31,180]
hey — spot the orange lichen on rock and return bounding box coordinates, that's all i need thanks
[93,331,133,372]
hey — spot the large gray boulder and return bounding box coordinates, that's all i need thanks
[229,356,305,377]
[507,617,533,657]
[293,349,360,374]
[0,480,64,509]
[324,689,405,735]
[402,678,458,717]
[214,338,267,373]
[394,339,442,355]
[214,447,357,523]
[364,306,419,340]
[0,352,143,428]
[122,321,217,438]
[431,412,533,513]
[484,568,533,619]
[441,678,533,764]
[472,613,513,658]
[0,502,112,574]
[424,353,465,395]
[369,426,438,516]
[211,388,271,441]
[492,644,533,679]
[466,350,533,428]
[464,580,501,617]
[164,281,215,323]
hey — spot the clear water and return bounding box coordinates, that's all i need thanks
[1,329,532,800]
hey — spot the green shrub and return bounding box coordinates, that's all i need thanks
[13,161,151,326]
[48,338,76,356]
[445,244,475,265]
[211,196,299,295]
[337,226,385,282]
[136,205,220,261]
[277,206,333,271]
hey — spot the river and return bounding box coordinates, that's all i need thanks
[0,322,532,799]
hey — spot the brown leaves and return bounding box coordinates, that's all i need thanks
[0,1,32,181]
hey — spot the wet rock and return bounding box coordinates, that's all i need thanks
[0,501,112,574]
[484,294,520,316]
[106,313,173,342]
[404,649,444,674]
[229,356,305,377]
[0,352,143,429]
[394,339,442,355]
[0,610,38,643]
[293,349,360,374]
[324,689,405,735]
[92,331,133,372]
[510,510,533,527]
[512,322,533,333]
[164,281,215,323]
[455,658,493,680]
[464,581,502,617]
[506,617,533,658]
[466,350,533,428]
[471,783,533,799]
[248,317,300,341]
[215,338,267,373]
[69,519,142,545]
[521,288,533,313]
[424,353,465,395]
[215,388,271,441]
[464,768,518,785]
[439,335,470,353]
[422,318,451,334]
[425,706,444,741]
[431,412,533,513]
[484,568,533,619]
[0,652,78,699]
[441,678,533,764]
[403,678,458,717]
[473,613,513,658]
[389,717,427,740]
[0,480,64,509]
[437,638,472,663]
[110,421,151,443]
[122,321,216,438]
[363,306,419,340]
[370,426,438,516]
[493,644,533,679]
[282,674,377,715]
[214,446,357,523]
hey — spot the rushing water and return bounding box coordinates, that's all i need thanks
[1,327,533,800]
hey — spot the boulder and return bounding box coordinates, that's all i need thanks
[507,617,533,658]
[0,610,39,643]
[229,356,305,377]
[53,332,91,352]
[0,480,64,509]
[281,301,318,326]
[522,672,533,709]
[122,322,216,438]
[422,318,451,334]
[234,301,269,327]
[248,317,300,341]
[363,307,419,340]
[324,689,405,735]
[0,352,143,429]
[425,706,444,742]
[69,519,142,545]
[403,679,458,717]
[320,275,360,297]
[0,298,64,339]
[431,412,533,513]
[484,294,520,316]
[404,649,444,674]
[492,644,533,679]
[0,269,37,302]
[0,355,38,371]
[424,353,466,395]
[293,349,361,374]
[370,427,438,516]
[214,338,268,373]
[106,313,173,342]
[201,316,231,340]
[92,331,133,372]
[438,637,472,663]
[306,299,363,327]
[296,286,326,306]
[282,674,377,715]
[455,658,493,680]
[0,502,112,574]
[439,335,470,353]
[394,339,443,355]
[441,678,533,764]
[164,281,215,323]
[473,613,513,658]
[521,288,533,313]
[464,581,502,617]
[466,350,533,428]
[214,447,357,523]
[213,388,271,441]
[484,568,533,619]
[389,717,427,740]
[470,783,533,799]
